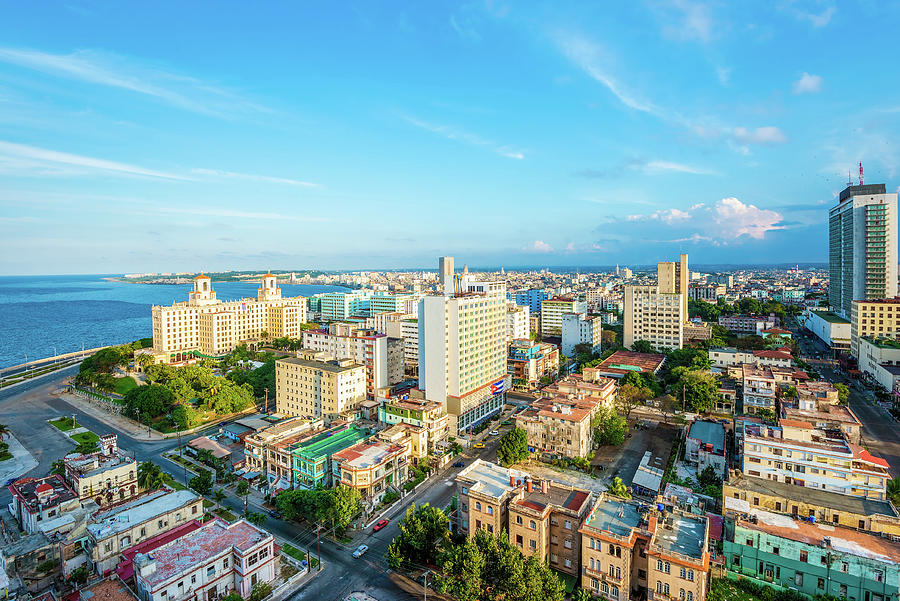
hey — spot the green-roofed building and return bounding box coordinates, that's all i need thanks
[291,425,370,489]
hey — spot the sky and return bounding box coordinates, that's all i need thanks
[0,0,898,274]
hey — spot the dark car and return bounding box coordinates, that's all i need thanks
[372,518,389,532]
[4,477,16,486]
[453,461,464,468]
[268,510,281,519]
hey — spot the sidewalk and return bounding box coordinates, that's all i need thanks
[57,391,166,441]
[0,434,38,482]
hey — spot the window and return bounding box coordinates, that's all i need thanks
[800,550,808,562]
[564,539,572,549]
[795,573,803,586]
[656,583,662,594]
[487,506,493,516]
[224,556,230,567]
[529,539,536,550]
[564,559,572,568]
[657,559,663,571]
[564,519,572,529]
[603,582,610,594]
[688,570,694,582]
[841,585,848,597]
[874,570,884,583]
[841,562,849,573]
[207,566,216,579]
[592,578,599,591]
[475,502,481,511]
[772,546,780,555]
[680,591,685,601]
[515,534,523,546]
[680,567,686,579]
[665,562,671,574]
[191,575,196,584]
[530,520,536,530]
[611,586,619,599]
[516,515,523,525]
[745,538,754,547]
[192,505,198,515]
[817,578,825,590]
[687,593,693,601]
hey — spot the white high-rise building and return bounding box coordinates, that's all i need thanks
[829,182,898,318]
[506,303,530,341]
[561,312,603,356]
[301,322,403,397]
[419,257,510,434]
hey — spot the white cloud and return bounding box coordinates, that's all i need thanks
[622,197,784,243]
[524,240,554,253]
[713,197,785,239]
[791,3,836,27]
[716,66,732,85]
[190,168,320,188]
[732,126,788,145]
[641,160,714,175]
[793,72,823,94]
[0,140,190,180]
[553,33,664,117]
[0,47,269,118]
[401,114,525,159]
[655,0,714,43]
[149,205,328,222]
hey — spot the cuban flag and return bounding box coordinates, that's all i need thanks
[491,378,506,395]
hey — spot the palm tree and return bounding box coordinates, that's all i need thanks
[607,476,632,499]
[135,354,153,372]
[244,510,267,526]
[0,424,10,440]
[50,459,65,476]
[213,488,226,510]
[138,461,165,490]
[888,477,900,505]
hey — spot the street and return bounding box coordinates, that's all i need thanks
[0,370,511,601]
[792,321,900,475]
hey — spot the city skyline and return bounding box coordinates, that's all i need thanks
[2,2,899,274]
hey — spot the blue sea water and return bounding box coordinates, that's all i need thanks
[0,275,349,369]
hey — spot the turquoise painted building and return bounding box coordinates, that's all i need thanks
[290,425,370,489]
[724,514,900,601]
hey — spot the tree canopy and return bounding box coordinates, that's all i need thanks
[275,486,362,532]
[593,406,628,447]
[386,503,450,569]
[497,428,529,466]
[668,366,718,413]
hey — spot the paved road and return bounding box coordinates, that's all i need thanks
[0,369,514,601]
[793,322,900,475]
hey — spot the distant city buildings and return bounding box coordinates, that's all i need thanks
[561,312,602,357]
[540,297,587,337]
[624,257,687,351]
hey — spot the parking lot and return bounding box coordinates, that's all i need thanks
[592,419,681,488]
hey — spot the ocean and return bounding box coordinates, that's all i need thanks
[0,275,350,369]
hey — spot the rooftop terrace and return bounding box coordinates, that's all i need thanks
[653,512,707,560]
[291,425,369,461]
[333,440,404,469]
[458,459,528,500]
[88,489,199,539]
[583,495,644,538]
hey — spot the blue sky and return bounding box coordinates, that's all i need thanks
[0,1,898,274]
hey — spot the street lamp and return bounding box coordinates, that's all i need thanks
[423,570,431,601]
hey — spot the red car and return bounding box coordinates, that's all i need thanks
[372,519,389,532]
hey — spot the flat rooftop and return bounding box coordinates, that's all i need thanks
[515,482,591,515]
[738,510,900,565]
[688,421,725,454]
[291,425,369,461]
[333,440,404,469]
[66,451,135,478]
[728,472,897,517]
[596,351,666,377]
[10,474,77,510]
[653,513,707,560]
[810,310,850,324]
[277,356,363,373]
[458,459,528,500]
[138,519,269,586]
[88,489,199,539]
[78,578,139,601]
[583,496,643,538]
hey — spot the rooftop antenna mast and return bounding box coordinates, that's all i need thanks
[859,162,864,186]
[847,169,853,187]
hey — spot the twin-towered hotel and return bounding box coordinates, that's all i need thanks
[150,273,308,361]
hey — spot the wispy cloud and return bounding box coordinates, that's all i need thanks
[651,0,715,43]
[401,114,525,159]
[0,140,190,180]
[523,240,554,253]
[575,158,715,178]
[149,205,328,222]
[731,126,788,145]
[190,168,320,188]
[792,72,823,94]
[0,47,270,118]
[785,1,836,27]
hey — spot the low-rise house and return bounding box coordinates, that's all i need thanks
[75,577,140,601]
[376,423,428,459]
[243,417,322,487]
[685,421,727,480]
[331,439,409,506]
[579,494,710,601]
[290,424,371,489]
[88,489,203,575]
[789,381,840,411]
[133,519,276,601]
[716,379,737,414]
[591,351,666,380]
[545,374,617,408]
[0,532,58,594]
[8,475,80,534]
[65,435,139,508]
[724,509,900,600]
[857,336,900,392]
[708,347,792,369]
[718,314,777,335]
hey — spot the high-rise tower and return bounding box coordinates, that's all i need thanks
[829,183,898,317]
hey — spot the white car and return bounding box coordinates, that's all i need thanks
[489,430,499,436]
[352,544,369,558]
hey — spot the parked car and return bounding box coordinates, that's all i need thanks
[372,519,389,532]
[268,510,281,519]
[352,544,369,558]
[473,442,485,449]
[452,461,464,468]
[488,429,499,436]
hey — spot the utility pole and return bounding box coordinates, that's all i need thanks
[423,570,431,601]
[178,429,187,485]
[316,524,321,572]
[682,384,686,412]
[264,387,269,413]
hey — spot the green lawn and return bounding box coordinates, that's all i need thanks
[281,543,305,562]
[114,377,138,395]
[71,431,100,445]
[162,474,186,491]
[49,417,78,431]
[203,499,214,508]
[0,452,12,462]
[212,508,238,522]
